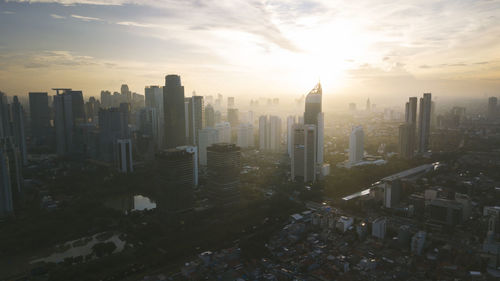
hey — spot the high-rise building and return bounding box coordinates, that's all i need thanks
[418,93,432,153]
[258,115,281,152]
[0,92,10,138]
[100,90,112,108]
[286,116,296,157]
[399,97,418,159]
[176,145,198,186]
[10,96,27,165]
[227,97,235,108]
[215,122,231,143]
[121,84,131,102]
[371,217,386,239]
[117,139,133,173]
[0,148,13,217]
[207,143,241,205]
[155,148,194,211]
[98,107,129,162]
[291,124,316,182]
[304,83,324,167]
[54,89,86,156]
[366,98,371,111]
[398,123,413,159]
[227,108,239,128]
[349,125,364,164]
[488,96,498,120]
[198,127,218,166]
[28,92,50,143]
[205,104,215,128]
[237,123,253,148]
[145,86,164,148]
[411,231,426,255]
[185,95,204,145]
[163,75,186,148]
[0,138,22,213]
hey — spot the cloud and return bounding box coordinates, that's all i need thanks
[116,21,159,28]
[71,14,102,21]
[50,14,66,19]
[2,10,15,14]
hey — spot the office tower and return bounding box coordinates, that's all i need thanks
[98,107,129,162]
[121,84,131,102]
[399,97,418,159]
[10,97,27,165]
[259,116,269,150]
[206,143,241,205]
[411,231,426,255]
[418,93,432,153]
[291,124,316,182]
[349,125,364,164]
[304,82,323,166]
[145,86,164,148]
[366,98,371,111]
[163,75,186,148]
[117,139,133,173]
[54,90,74,155]
[29,92,50,143]
[349,103,356,111]
[177,146,198,186]
[185,96,204,145]
[100,90,112,108]
[132,92,145,109]
[430,101,436,130]
[371,217,386,239]
[198,127,218,165]
[138,107,158,138]
[259,115,281,152]
[155,148,194,211]
[382,179,402,208]
[398,123,413,159]
[0,148,13,217]
[205,104,215,127]
[85,96,99,123]
[0,138,22,208]
[269,116,281,152]
[215,122,231,143]
[488,96,498,120]
[0,92,10,138]
[227,108,239,128]
[227,97,235,108]
[287,116,296,157]
[237,123,253,148]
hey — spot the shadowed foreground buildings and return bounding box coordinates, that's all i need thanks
[163,75,186,149]
[29,92,51,145]
[207,143,241,206]
[291,124,316,183]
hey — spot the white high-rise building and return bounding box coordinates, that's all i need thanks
[215,122,231,143]
[117,139,133,173]
[287,116,296,157]
[177,145,198,186]
[237,123,254,148]
[349,125,364,164]
[258,115,281,152]
[198,127,218,166]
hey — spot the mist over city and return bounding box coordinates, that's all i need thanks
[1,0,500,280]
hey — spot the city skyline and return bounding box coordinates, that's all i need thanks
[1,0,500,102]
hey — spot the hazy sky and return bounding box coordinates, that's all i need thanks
[1,0,499,105]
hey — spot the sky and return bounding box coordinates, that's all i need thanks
[1,0,500,106]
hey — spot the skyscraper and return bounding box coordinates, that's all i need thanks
[418,93,432,153]
[98,107,130,162]
[227,108,239,128]
[198,127,218,166]
[145,86,164,148]
[100,90,112,108]
[286,116,296,157]
[185,95,204,145]
[0,92,10,138]
[258,115,281,152]
[304,82,324,166]
[54,90,75,155]
[215,122,231,143]
[0,148,13,217]
[29,92,50,144]
[349,126,364,165]
[205,104,215,128]
[207,143,241,206]
[291,124,316,182]
[176,145,198,186]
[399,97,417,159]
[488,96,498,120]
[117,139,133,173]
[163,75,186,148]
[10,96,27,165]
[237,123,253,148]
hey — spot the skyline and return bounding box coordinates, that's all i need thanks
[1,0,500,103]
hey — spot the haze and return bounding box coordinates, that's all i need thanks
[1,0,500,105]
